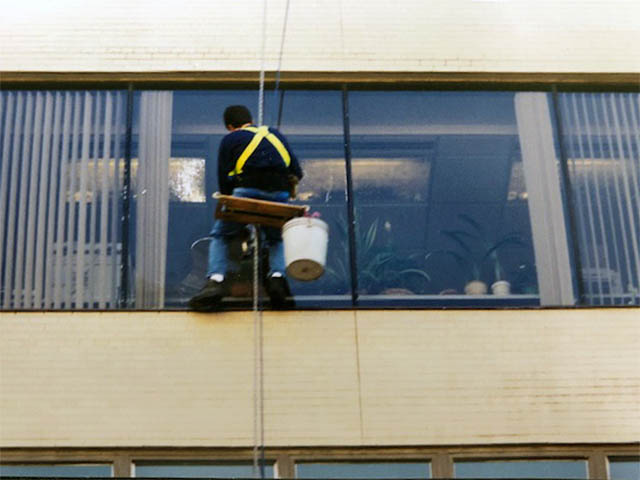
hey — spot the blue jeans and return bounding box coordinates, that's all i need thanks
[207,187,290,278]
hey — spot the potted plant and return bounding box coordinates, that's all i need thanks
[440,214,525,295]
[327,216,432,295]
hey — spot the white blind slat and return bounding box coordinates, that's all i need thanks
[75,93,93,308]
[33,92,54,307]
[99,93,113,308]
[14,93,35,308]
[24,93,45,308]
[64,93,82,307]
[0,93,15,307]
[3,93,24,309]
[44,93,64,308]
[111,93,123,307]
[54,93,73,307]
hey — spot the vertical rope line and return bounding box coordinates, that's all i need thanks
[254,1,268,477]
[271,0,291,126]
[252,225,260,479]
[258,0,267,127]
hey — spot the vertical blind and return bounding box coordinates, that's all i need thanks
[559,93,640,305]
[0,91,125,309]
[134,91,173,308]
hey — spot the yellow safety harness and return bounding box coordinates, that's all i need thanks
[228,126,291,178]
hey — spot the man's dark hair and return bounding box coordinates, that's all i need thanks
[223,105,253,128]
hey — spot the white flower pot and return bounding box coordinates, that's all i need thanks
[464,280,488,295]
[491,280,511,295]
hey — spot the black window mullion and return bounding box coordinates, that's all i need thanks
[342,85,359,306]
[119,83,134,308]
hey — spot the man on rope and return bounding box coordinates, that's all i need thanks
[189,105,303,311]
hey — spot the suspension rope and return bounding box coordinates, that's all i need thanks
[272,0,291,126]
[253,1,291,477]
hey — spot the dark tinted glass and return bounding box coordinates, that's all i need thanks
[135,462,273,478]
[277,90,351,306]
[296,461,430,478]
[455,459,587,479]
[348,91,538,306]
[0,464,112,477]
[133,90,348,309]
[132,90,257,308]
[609,458,640,480]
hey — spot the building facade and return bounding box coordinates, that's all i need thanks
[1,1,639,478]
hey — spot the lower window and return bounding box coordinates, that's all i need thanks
[454,459,588,479]
[133,462,274,478]
[295,461,431,479]
[0,464,112,477]
[609,457,640,480]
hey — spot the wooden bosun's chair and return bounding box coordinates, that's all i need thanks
[213,192,308,228]
[181,193,308,302]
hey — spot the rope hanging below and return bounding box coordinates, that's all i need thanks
[253,0,292,478]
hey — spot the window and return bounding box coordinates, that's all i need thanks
[348,91,539,306]
[454,459,588,479]
[0,463,112,477]
[296,461,431,479]
[0,90,125,310]
[2,86,637,311]
[134,462,273,478]
[556,93,640,305]
[277,90,351,306]
[133,90,258,308]
[609,457,640,480]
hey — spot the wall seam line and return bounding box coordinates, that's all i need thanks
[353,311,364,444]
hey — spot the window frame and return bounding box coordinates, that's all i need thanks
[1,72,638,311]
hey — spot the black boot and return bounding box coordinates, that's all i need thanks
[265,275,294,309]
[188,278,227,311]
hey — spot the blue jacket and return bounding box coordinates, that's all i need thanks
[217,125,303,195]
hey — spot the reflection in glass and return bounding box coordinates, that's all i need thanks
[146,90,257,307]
[454,459,587,479]
[348,91,539,304]
[157,90,350,308]
[296,462,430,479]
[134,463,273,478]
[609,458,640,480]
[275,90,351,305]
[0,464,112,477]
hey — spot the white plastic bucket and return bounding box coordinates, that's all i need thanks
[282,217,329,281]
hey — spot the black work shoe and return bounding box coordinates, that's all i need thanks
[265,275,294,309]
[188,278,227,311]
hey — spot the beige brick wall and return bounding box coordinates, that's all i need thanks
[1,0,639,73]
[1,309,638,447]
